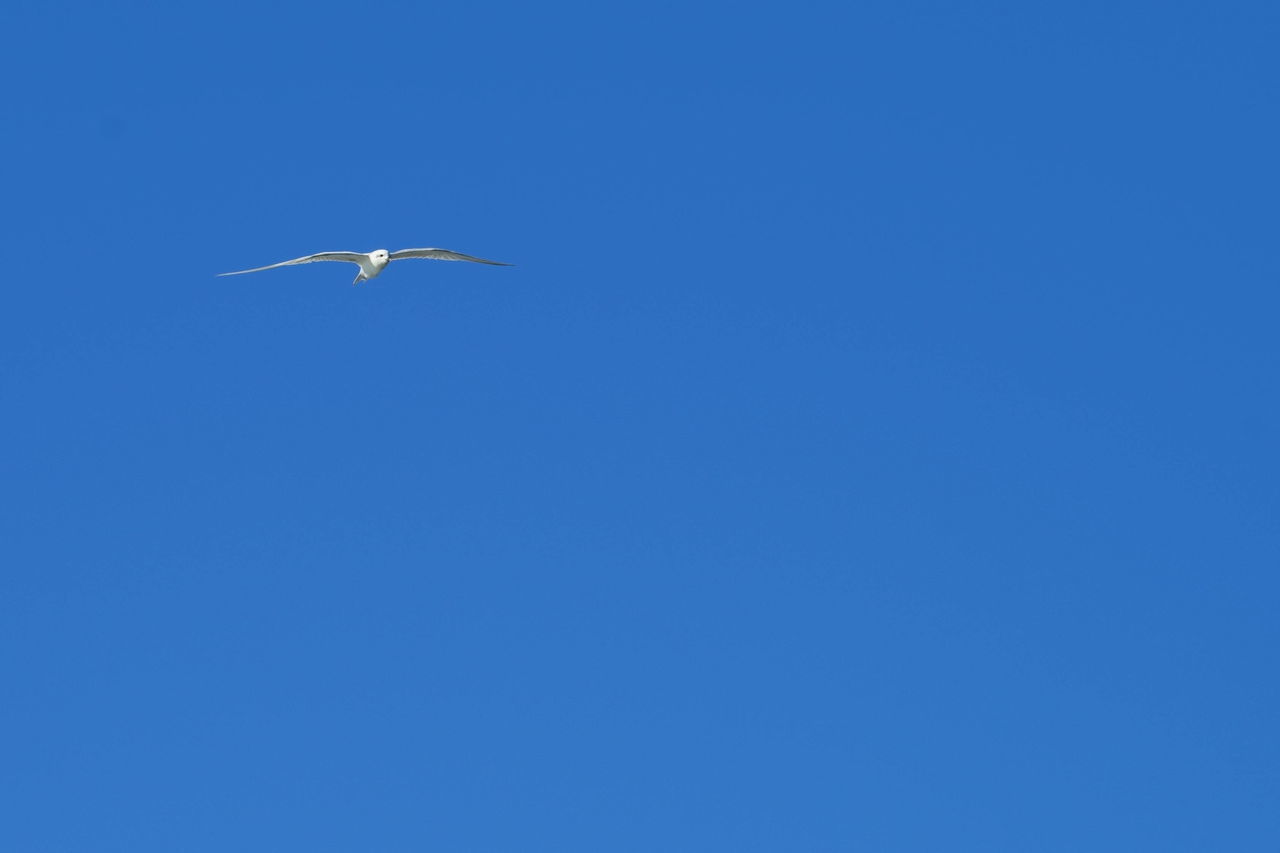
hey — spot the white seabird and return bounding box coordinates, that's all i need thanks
[218,247,512,285]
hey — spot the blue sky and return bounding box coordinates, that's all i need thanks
[2,1,1278,849]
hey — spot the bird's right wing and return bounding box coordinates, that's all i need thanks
[389,248,512,266]
[217,251,366,276]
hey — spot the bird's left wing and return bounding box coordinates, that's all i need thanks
[217,251,367,276]
[389,248,512,266]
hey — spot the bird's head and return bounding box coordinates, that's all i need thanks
[372,249,390,263]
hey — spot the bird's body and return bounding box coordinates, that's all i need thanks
[355,250,390,281]
[218,247,510,285]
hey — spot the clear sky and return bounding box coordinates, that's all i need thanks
[2,2,1277,850]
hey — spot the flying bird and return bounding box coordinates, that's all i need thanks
[218,247,511,285]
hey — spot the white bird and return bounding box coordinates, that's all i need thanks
[218,247,512,285]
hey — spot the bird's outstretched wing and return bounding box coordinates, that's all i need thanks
[389,248,512,266]
[217,251,367,276]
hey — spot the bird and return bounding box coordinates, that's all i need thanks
[217,247,512,285]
